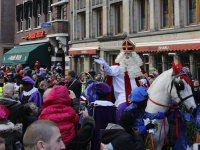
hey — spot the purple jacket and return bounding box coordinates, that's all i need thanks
[19,91,42,108]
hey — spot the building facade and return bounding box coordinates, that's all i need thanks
[69,0,200,80]
[12,0,70,72]
[0,0,15,64]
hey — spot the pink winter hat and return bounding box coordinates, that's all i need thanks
[0,105,10,119]
[40,68,45,71]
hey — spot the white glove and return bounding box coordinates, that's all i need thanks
[139,79,148,88]
[94,58,106,65]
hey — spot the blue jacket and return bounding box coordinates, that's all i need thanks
[195,105,200,134]
[125,103,165,134]
[168,103,193,150]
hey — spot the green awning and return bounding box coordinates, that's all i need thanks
[1,43,50,66]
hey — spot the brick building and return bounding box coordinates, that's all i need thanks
[0,0,15,64]
[2,0,70,72]
[69,0,200,80]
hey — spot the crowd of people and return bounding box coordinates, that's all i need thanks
[0,38,200,150]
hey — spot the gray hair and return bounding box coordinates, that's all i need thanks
[32,75,37,80]
[3,83,14,97]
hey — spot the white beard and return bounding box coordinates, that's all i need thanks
[116,52,144,79]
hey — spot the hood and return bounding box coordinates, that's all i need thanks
[42,86,71,109]
[100,123,125,144]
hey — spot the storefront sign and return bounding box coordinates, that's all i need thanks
[100,41,122,49]
[21,31,46,40]
[158,46,169,51]
[135,43,200,52]
[69,49,96,55]
[7,55,22,60]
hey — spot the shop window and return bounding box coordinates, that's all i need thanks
[187,0,200,25]
[155,55,162,74]
[139,0,149,31]
[166,55,173,69]
[115,4,122,34]
[97,8,103,37]
[161,0,174,28]
[180,54,190,68]
[81,13,86,39]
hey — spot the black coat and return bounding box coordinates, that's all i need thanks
[0,96,27,133]
[66,116,95,150]
[100,128,144,150]
[67,79,82,99]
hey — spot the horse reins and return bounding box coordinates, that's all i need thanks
[148,70,193,146]
[169,72,193,106]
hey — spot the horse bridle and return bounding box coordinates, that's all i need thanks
[169,72,193,106]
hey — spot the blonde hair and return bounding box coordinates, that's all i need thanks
[39,81,46,89]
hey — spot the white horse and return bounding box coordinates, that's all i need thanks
[145,62,196,150]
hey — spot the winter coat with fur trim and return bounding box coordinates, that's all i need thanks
[39,86,79,145]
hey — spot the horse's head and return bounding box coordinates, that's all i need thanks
[169,62,196,112]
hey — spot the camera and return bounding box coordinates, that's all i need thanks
[80,101,86,111]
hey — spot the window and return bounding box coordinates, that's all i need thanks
[161,0,174,28]
[19,10,23,31]
[47,0,52,22]
[35,2,41,27]
[139,0,148,31]
[187,0,200,25]
[81,13,86,38]
[61,6,64,19]
[24,1,32,30]
[16,4,23,32]
[97,9,103,36]
[115,4,122,34]
[27,7,31,30]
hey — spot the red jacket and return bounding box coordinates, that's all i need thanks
[39,86,79,144]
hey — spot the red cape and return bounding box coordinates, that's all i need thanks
[106,63,150,106]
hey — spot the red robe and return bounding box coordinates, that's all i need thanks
[106,63,149,106]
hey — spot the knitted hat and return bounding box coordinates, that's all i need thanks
[0,105,10,119]
[25,66,30,70]
[149,67,157,72]
[39,68,45,71]
[117,112,135,128]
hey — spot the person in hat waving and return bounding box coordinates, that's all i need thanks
[94,38,150,121]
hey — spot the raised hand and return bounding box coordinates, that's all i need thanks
[94,58,106,65]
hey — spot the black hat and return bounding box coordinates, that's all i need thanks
[117,112,135,128]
